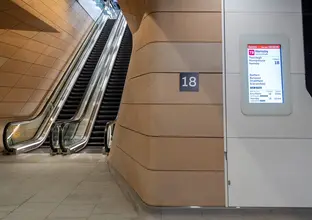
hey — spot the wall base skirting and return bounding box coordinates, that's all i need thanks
[108,159,312,214]
[108,159,225,211]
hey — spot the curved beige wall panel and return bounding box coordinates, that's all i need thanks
[135,13,222,51]
[123,73,223,104]
[113,124,224,171]
[129,43,222,78]
[109,0,225,207]
[145,0,221,12]
[118,104,223,137]
[110,146,225,207]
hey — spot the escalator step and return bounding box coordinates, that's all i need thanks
[61,105,78,109]
[90,131,105,137]
[100,106,119,110]
[87,142,104,147]
[61,107,77,114]
[105,90,123,93]
[89,137,104,142]
[108,81,125,85]
[94,120,111,125]
[102,97,122,101]
[93,125,105,130]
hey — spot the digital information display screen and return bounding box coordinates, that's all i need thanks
[247,44,284,104]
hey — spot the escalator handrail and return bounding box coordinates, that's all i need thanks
[59,14,128,153]
[2,14,109,154]
[103,120,116,153]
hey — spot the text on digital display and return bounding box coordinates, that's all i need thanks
[247,44,284,104]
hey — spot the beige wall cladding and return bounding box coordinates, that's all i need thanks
[123,73,223,104]
[118,104,224,137]
[0,72,21,87]
[113,124,224,171]
[0,88,11,101]
[0,57,8,67]
[109,0,225,207]
[0,0,93,118]
[0,43,19,58]
[0,31,30,48]
[145,0,222,12]
[119,0,145,33]
[128,43,222,78]
[135,12,222,50]
[119,0,222,33]
[109,146,225,207]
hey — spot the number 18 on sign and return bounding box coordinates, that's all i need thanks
[179,72,199,92]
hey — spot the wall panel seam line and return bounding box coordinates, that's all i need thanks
[40,1,72,14]
[136,41,222,53]
[1,15,22,33]
[20,89,37,115]
[129,72,222,80]
[0,29,71,53]
[0,23,33,40]
[38,0,82,34]
[121,103,223,106]
[118,124,224,139]
[1,73,56,80]
[21,0,79,39]
[142,11,222,21]
[115,145,224,172]
[0,66,32,76]
[0,101,33,103]
[0,58,58,69]
[39,0,73,21]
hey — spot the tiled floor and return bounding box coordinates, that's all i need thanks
[0,154,137,220]
[0,154,311,220]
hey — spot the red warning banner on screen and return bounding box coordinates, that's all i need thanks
[248,44,281,49]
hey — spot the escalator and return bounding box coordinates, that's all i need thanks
[36,19,115,152]
[81,26,132,153]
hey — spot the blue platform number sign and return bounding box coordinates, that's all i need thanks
[179,72,199,92]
